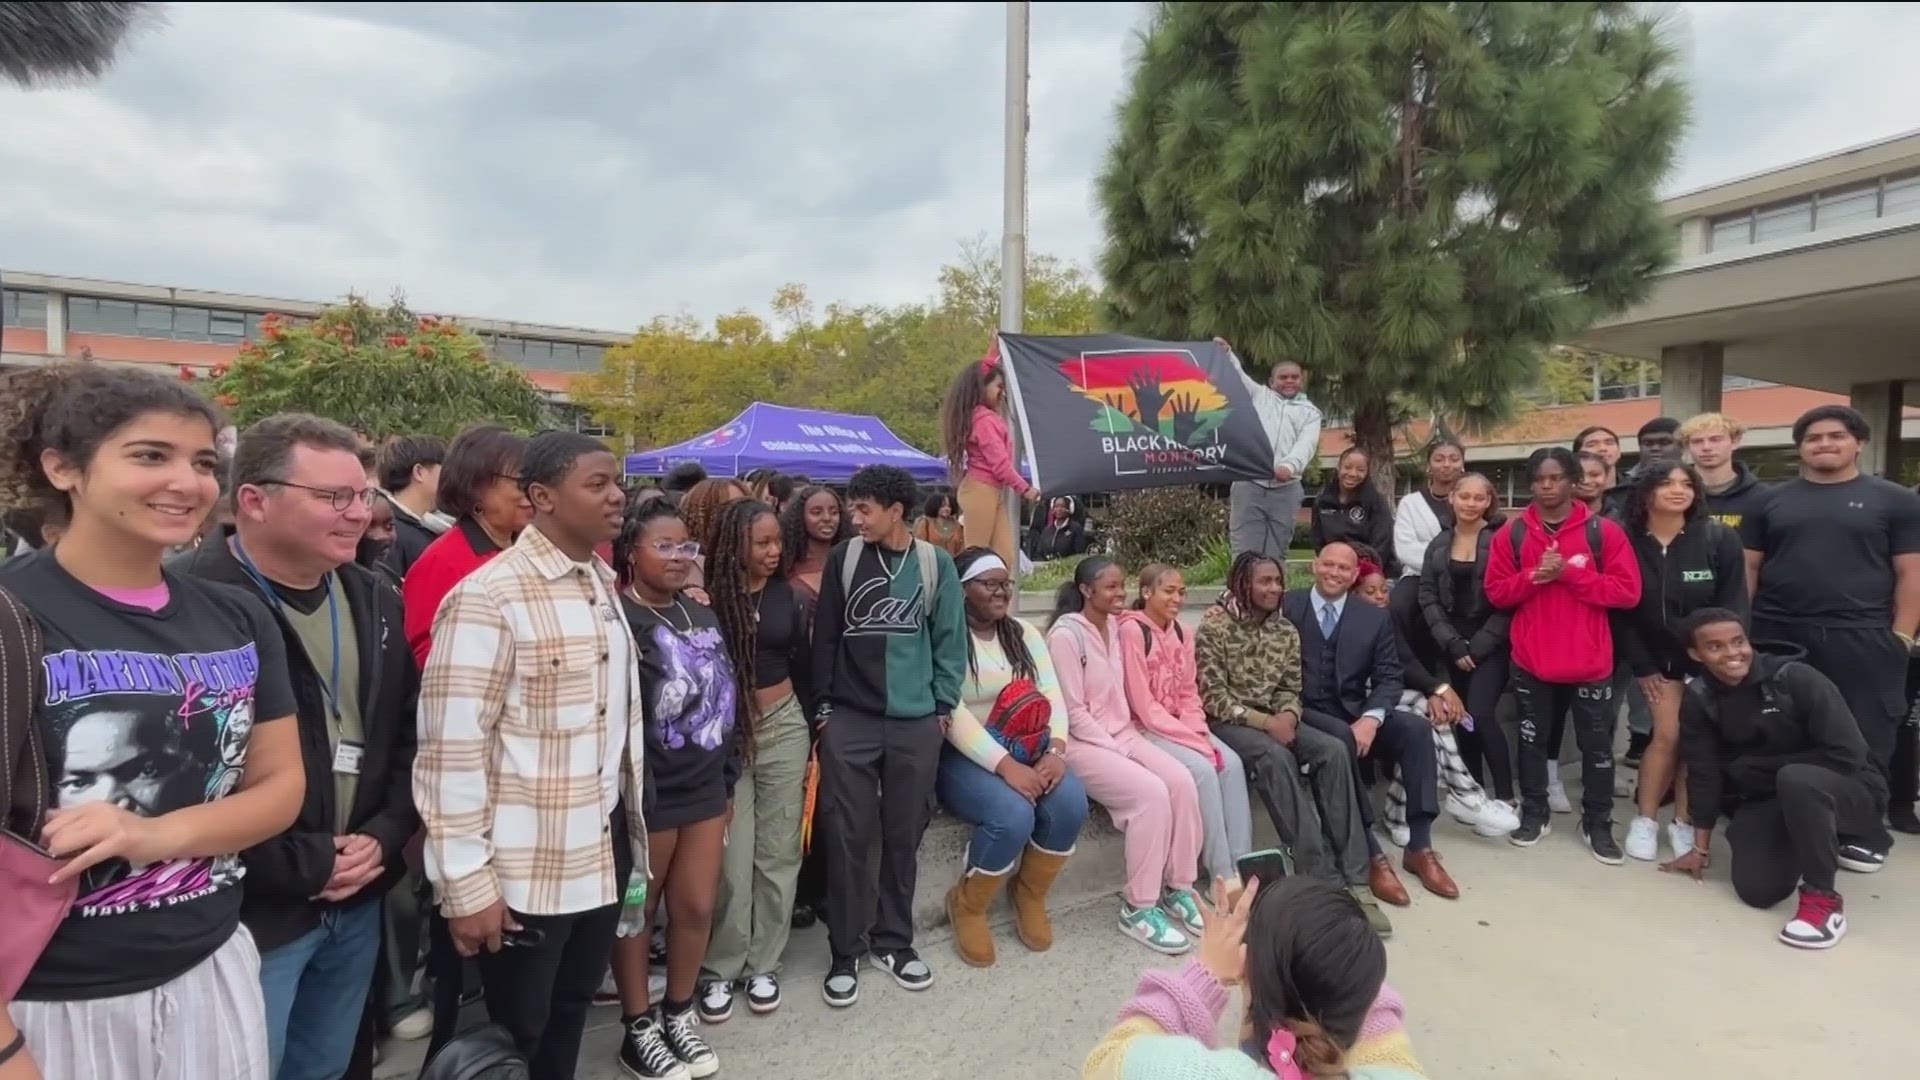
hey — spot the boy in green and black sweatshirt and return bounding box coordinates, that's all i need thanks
[810,465,966,1007]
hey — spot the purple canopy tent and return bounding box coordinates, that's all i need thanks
[623,402,948,485]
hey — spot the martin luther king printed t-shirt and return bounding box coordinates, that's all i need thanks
[0,549,296,1001]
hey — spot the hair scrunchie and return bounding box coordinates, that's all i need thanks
[1266,1028,1306,1080]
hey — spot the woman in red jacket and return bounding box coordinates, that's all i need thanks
[1484,447,1640,863]
[942,347,1038,569]
[401,424,530,667]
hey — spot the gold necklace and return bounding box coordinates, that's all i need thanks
[628,588,693,634]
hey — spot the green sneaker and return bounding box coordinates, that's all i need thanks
[1349,886,1393,939]
[1161,887,1204,936]
[1119,901,1192,955]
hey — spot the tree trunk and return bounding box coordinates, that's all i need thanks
[1351,398,1399,505]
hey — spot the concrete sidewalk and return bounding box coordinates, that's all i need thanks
[378,804,1918,1079]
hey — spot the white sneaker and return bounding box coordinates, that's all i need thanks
[1547,771,1573,815]
[1624,816,1660,862]
[1386,822,1410,848]
[1446,792,1519,837]
[1667,820,1695,858]
[1614,767,1639,799]
[390,1006,433,1041]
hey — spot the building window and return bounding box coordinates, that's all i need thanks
[1815,184,1879,229]
[2,289,47,329]
[1886,172,1920,216]
[1709,213,1752,251]
[1752,198,1813,242]
[553,403,613,438]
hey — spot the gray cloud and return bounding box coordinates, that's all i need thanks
[1,2,1913,331]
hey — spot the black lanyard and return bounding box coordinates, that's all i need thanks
[232,537,343,722]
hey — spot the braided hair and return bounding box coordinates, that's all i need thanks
[778,484,849,576]
[1221,550,1284,619]
[953,546,1036,684]
[704,499,775,762]
[679,477,749,553]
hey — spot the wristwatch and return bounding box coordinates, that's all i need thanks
[1045,744,1066,759]
[1230,704,1248,722]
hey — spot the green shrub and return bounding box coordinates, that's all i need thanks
[1105,487,1227,569]
[1184,536,1234,586]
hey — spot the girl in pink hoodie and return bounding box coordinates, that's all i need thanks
[1047,557,1206,956]
[1119,566,1254,886]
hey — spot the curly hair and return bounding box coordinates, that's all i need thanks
[612,497,682,592]
[779,484,848,575]
[703,499,777,762]
[1624,459,1705,534]
[939,360,998,483]
[0,363,221,516]
[953,546,1036,683]
[678,477,749,553]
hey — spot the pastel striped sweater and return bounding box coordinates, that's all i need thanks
[947,618,1071,771]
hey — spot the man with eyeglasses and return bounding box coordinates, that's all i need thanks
[175,412,419,1080]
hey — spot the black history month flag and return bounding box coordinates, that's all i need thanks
[998,334,1276,497]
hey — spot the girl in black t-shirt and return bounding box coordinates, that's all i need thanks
[0,363,304,1080]
[605,500,737,1080]
[698,498,812,1019]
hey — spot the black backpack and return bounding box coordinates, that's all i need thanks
[1135,619,1185,657]
[1508,515,1604,573]
[417,1023,529,1080]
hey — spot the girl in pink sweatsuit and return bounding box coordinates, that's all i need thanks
[1117,566,1254,886]
[1047,558,1206,956]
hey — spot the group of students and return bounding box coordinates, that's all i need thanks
[1285,405,1915,953]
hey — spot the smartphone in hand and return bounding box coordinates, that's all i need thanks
[1235,847,1293,886]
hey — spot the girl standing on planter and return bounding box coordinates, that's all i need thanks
[938,547,1089,968]
[1047,558,1205,956]
[942,349,1038,570]
[1117,565,1253,888]
[1309,447,1396,570]
[697,500,813,1021]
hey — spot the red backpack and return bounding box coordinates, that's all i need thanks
[985,678,1053,764]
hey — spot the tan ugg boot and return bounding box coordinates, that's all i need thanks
[1009,844,1071,952]
[946,867,1008,968]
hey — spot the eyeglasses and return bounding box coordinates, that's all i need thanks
[967,578,1014,595]
[268,482,376,513]
[494,472,522,483]
[647,541,701,559]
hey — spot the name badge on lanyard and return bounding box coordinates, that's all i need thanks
[232,536,346,724]
[333,740,364,776]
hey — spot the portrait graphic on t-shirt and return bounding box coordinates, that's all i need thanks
[644,625,736,752]
[40,643,263,916]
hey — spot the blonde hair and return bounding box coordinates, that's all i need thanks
[1678,412,1745,443]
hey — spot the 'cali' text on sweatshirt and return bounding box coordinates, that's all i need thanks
[809,538,966,720]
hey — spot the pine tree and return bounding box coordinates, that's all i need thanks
[1098,2,1688,484]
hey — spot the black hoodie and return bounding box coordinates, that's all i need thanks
[1310,479,1396,572]
[1614,518,1749,677]
[1699,462,1767,531]
[173,533,420,951]
[1680,642,1888,831]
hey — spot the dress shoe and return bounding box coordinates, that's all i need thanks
[1367,853,1410,907]
[1402,848,1459,899]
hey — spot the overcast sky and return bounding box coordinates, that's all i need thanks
[4,2,1917,331]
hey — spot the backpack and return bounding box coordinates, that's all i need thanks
[417,1024,530,1080]
[1136,619,1185,658]
[838,536,941,621]
[1508,515,1604,573]
[1686,658,1799,724]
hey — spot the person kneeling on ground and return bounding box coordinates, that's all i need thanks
[1083,876,1426,1080]
[1282,542,1457,903]
[1662,609,1893,950]
[1048,557,1207,956]
[938,548,1089,967]
[1194,553,1392,937]
[1351,555,1519,844]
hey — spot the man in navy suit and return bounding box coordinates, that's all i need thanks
[1284,541,1458,902]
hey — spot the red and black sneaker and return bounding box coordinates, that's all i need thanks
[1778,887,1846,950]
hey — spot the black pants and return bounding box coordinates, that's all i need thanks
[821,707,944,959]
[1892,660,1920,812]
[1511,667,1615,823]
[1727,763,1888,905]
[1754,620,1906,775]
[422,913,480,1062]
[1451,648,1514,802]
[1301,705,1440,829]
[473,901,623,1080]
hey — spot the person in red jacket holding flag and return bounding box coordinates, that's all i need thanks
[1486,447,1642,862]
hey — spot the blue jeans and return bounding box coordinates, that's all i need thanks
[258,899,383,1080]
[936,745,1089,872]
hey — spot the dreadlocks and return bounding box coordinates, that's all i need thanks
[703,498,775,764]
[1222,550,1283,620]
[952,546,1037,684]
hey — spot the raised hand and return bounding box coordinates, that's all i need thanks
[1169,392,1202,442]
[1127,367,1167,429]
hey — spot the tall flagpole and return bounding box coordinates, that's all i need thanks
[1001,0,1030,577]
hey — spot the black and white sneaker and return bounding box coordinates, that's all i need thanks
[870,947,933,991]
[618,1011,689,1080]
[1509,816,1550,847]
[695,981,733,1025]
[661,1004,718,1079]
[1838,843,1887,874]
[744,973,781,1014]
[822,956,859,1008]
[1581,818,1624,865]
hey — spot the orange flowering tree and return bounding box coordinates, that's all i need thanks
[207,294,551,438]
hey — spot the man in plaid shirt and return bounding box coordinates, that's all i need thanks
[415,432,646,1080]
